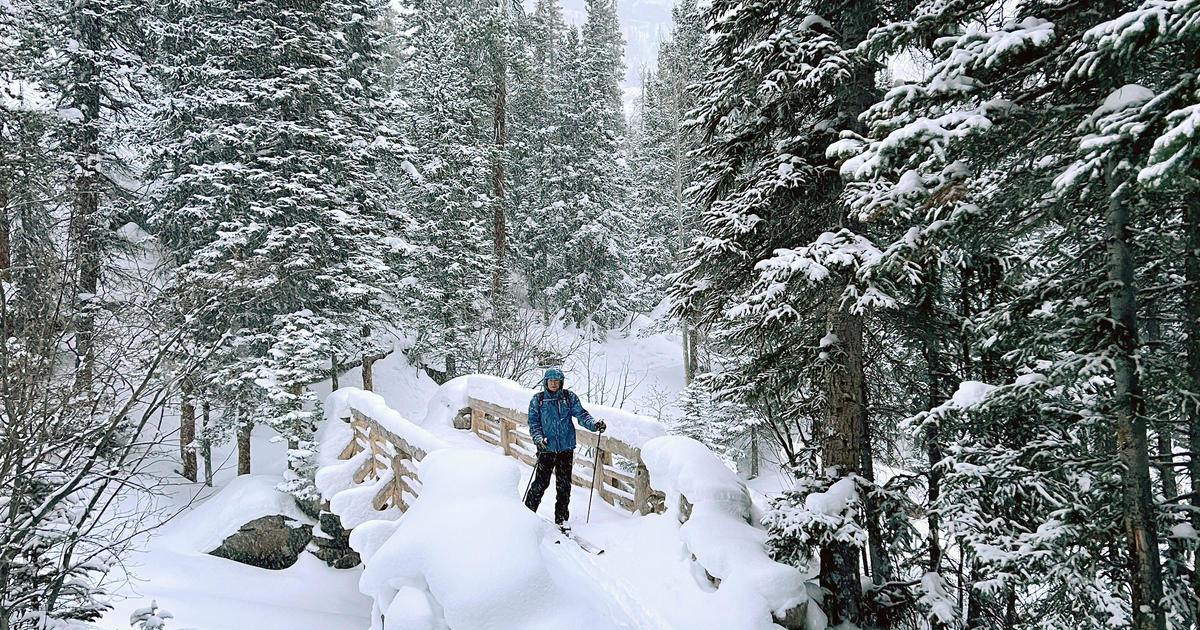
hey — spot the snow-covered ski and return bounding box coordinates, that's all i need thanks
[557,526,605,555]
[543,518,605,554]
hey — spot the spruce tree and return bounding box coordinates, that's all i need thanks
[670,0,893,624]
[832,1,1200,626]
[148,0,404,498]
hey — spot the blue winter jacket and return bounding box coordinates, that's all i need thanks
[528,367,597,453]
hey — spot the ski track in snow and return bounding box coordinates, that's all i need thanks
[543,530,679,630]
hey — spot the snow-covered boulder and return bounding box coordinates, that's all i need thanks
[208,514,313,570]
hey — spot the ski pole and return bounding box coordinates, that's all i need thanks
[523,452,541,504]
[586,426,605,523]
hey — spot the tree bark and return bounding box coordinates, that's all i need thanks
[362,352,376,391]
[1106,172,1165,630]
[331,352,339,391]
[919,265,944,575]
[179,381,197,482]
[820,306,864,626]
[859,373,892,580]
[749,425,759,479]
[682,321,697,385]
[237,409,252,476]
[69,5,103,395]
[201,399,213,487]
[0,191,9,281]
[490,0,508,303]
[1185,193,1200,624]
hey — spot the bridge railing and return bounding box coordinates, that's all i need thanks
[464,397,664,515]
[337,407,428,513]
[330,390,664,518]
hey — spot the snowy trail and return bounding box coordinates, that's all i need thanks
[541,527,678,630]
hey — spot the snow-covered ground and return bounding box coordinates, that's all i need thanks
[99,317,724,630]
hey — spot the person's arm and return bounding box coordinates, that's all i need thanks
[528,395,546,447]
[569,391,598,432]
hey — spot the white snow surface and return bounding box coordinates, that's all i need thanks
[154,475,311,555]
[99,312,808,630]
[354,449,614,630]
[949,380,998,408]
[640,436,810,629]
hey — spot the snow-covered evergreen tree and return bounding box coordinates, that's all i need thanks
[147,0,405,497]
[393,0,497,379]
[669,0,900,624]
[831,1,1200,627]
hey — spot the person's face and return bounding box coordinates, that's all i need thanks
[547,379,562,392]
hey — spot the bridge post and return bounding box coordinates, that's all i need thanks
[633,463,651,515]
[470,408,484,438]
[500,418,516,456]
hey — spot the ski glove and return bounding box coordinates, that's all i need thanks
[594,420,606,433]
[536,437,548,451]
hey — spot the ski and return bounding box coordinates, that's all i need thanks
[542,518,605,554]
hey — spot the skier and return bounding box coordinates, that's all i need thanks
[524,367,606,527]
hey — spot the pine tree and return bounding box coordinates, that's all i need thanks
[147,0,404,498]
[394,0,498,379]
[832,1,1200,626]
[670,0,893,624]
[629,0,706,379]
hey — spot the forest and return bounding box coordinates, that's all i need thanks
[2,0,1200,629]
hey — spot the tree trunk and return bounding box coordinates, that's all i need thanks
[0,191,9,281]
[682,321,695,385]
[362,352,376,391]
[1106,172,1165,630]
[237,409,252,476]
[180,382,197,482]
[331,352,339,391]
[860,371,894,627]
[919,265,944,575]
[69,7,103,394]
[201,399,213,487]
[490,0,508,304]
[749,425,759,479]
[965,561,985,629]
[1185,193,1200,624]
[820,306,864,626]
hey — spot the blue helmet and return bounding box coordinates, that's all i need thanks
[543,367,565,389]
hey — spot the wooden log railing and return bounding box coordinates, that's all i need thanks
[338,408,426,512]
[333,395,664,517]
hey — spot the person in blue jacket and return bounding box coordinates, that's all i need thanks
[524,367,606,526]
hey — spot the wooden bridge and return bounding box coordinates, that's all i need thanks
[319,382,809,630]
[335,394,665,519]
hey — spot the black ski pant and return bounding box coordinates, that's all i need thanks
[524,449,573,523]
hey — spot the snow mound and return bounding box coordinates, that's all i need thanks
[156,475,311,554]
[641,436,809,629]
[949,380,998,408]
[422,374,668,448]
[326,387,448,457]
[353,449,606,630]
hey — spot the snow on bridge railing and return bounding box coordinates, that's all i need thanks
[316,382,667,521]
